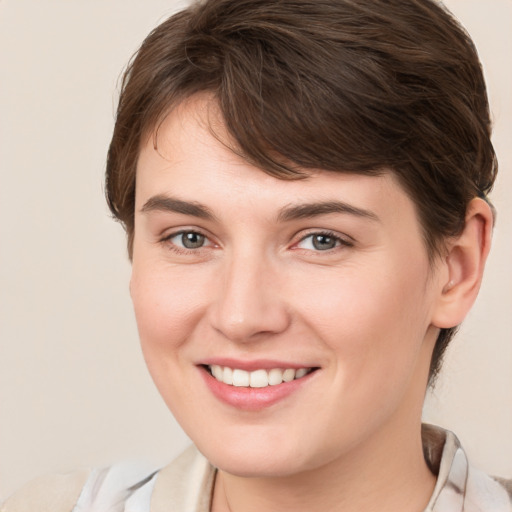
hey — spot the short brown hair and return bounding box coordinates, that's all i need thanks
[106,0,497,383]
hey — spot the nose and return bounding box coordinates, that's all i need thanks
[208,253,291,343]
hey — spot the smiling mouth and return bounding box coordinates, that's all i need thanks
[206,365,317,388]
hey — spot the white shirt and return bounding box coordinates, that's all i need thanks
[3,425,511,512]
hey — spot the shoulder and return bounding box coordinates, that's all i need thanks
[493,476,512,497]
[422,424,512,511]
[465,469,512,511]
[150,445,216,512]
[0,446,214,512]
[1,468,92,512]
[0,463,159,512]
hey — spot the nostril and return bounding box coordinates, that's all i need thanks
[208,298,291,343]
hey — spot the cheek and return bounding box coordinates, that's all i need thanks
[289,260,432,378]
[129,264,215,421]
[130,264,209,361]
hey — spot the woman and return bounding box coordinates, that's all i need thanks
[2,0,510,510]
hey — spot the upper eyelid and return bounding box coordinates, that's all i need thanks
[160,229,216,253]
[161,227,212,241]
[285,232,351,256]
[295,229,354,244]
[159,227,353,248]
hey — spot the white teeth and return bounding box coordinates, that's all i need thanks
[212,365,223,381]
[232,369,250,387]
[249,369,268,388]
[295,368,308,379]
[208,365,312,387]
[282,368,295,382]
[268,368,283,386]
[223,366,233,385]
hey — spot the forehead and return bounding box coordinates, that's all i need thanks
[135,96,422,233]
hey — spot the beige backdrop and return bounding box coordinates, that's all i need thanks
[0,0,511,500]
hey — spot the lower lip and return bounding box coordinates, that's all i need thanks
[200,367,315,411]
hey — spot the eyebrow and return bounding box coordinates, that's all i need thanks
[141,195,216,221]
[277,201,380,223]
[140,195,379,223]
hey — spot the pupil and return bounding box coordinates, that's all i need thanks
[182,232,204,249]
[312,234,335,250]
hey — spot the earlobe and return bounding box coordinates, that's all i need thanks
[432,198,493,329]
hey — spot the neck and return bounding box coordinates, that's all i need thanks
[212,415,436,512]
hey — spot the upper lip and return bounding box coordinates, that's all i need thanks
[199,358,318,372]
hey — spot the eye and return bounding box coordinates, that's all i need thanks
[295,232,351,251]
[164,230,212,250]
[178,231,206,249]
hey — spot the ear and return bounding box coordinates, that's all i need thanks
[432,197,493,328]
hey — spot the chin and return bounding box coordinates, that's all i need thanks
[193,434,311,478]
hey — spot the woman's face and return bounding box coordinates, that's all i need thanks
[131,96,444,477]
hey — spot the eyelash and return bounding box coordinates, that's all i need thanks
[160,229,215,255]
[294,230,354,252]
[159,229,353,255]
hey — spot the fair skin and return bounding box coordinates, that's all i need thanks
[130,96,492,512]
